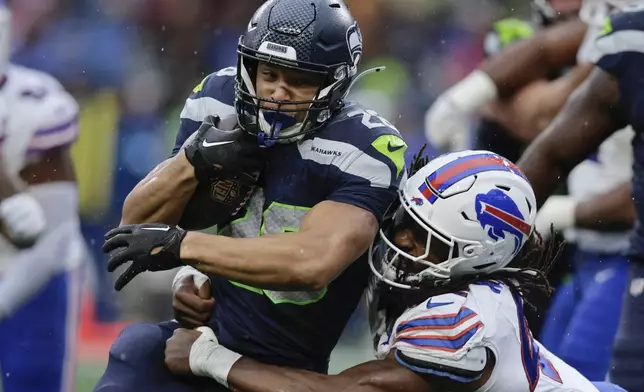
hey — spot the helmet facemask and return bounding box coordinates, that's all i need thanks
[368,192,482,291]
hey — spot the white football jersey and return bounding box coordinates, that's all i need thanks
[0,64,78,180]
[565,127,633,253]
[0,64,82,273]
[376,282,599,392]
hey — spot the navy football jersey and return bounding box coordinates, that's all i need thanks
[173,67,407,372]
[595,6,644,257]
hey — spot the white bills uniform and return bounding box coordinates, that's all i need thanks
[0,64,85,392]
[376,282,604,392]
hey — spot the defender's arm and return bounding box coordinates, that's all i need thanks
[227,357,432,392]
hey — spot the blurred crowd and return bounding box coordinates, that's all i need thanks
[7,0,531,321]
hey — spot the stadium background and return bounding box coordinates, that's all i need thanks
[4,0,532,389]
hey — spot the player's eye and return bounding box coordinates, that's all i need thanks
[261,70,277,80]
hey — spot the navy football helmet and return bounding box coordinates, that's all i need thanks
[235,0,364,146]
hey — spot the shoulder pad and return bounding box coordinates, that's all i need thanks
[322,102,407,178]
[595,8,644,62]
[389,292,487,382]
[180,67,236,123]
[491,18,534,45]
[6,66,79,152]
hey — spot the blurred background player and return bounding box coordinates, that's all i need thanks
[162,149,626,392]
[518,3,644,390]
[0,1,86,391]
[424,0,635,381]
[94,1,407,390]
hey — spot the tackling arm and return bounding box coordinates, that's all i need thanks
[227,357,432,392]
[180,200,379,291]
[517,67,625,205]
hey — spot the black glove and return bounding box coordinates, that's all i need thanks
[184,114,266,183]
[102,223,187,291]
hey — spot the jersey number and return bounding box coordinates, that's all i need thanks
[514,292,562,391]
[217,189,325,305]
[347,109,395,130]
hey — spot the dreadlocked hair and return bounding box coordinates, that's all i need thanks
[408,144,431,177]
[406,145,566,310]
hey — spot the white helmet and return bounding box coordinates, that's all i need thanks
[368,150,537,290]
[0,0,9,77]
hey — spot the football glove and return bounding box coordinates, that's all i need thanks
[0,192,46,249]
[102,223,187,291]
[183,114,266,184]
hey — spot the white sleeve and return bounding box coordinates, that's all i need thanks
[388,293,488,383]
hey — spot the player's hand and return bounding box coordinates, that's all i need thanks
[165,327,207,375]
[173,275,214,329]
[102,223,187,291]
[534,195,577,240]
[0,192,46,249]
[424,97,470,152]
[184,114,266,183]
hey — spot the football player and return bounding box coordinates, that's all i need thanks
[94,0,407,390]
[162,150,627,392]
[517,3,644,390]
[428,0,635,380]
[0,1,85,391]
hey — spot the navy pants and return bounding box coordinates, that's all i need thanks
[93,321,227,392]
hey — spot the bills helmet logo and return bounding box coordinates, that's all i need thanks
[475,189,532,255]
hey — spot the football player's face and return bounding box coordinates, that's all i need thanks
[390,215,450,271]
[255,62,323,121]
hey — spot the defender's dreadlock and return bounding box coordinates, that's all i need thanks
[403,146,564,310]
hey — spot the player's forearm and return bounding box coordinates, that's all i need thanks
[0,160,21,200]
[180,231,332,291]
[227,357,406,392]
[121,153,197,225]
[494,64,594,142]
[227,357,336,392]
[481,18,586,98]
[575,182,635,231]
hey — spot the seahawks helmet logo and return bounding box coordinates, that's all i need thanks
[346,22,363,67]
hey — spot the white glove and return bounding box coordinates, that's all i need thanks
[190,326,242,387]
[424,97,471,151]
[534,195,578,240]
[0,193,46,247]
[424,70,498,152]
